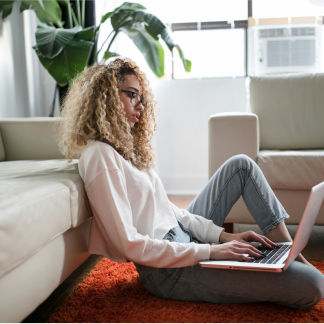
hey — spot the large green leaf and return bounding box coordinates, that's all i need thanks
[112,2,146,15]
[103,51,121,61]
[36,25,81,58]
[107,3,191,73]
[123,26,164,77]
[32,45,52,69]
[101,11,114,24]
[42,0,62,21]
[2,0,62,24]
[0,3,14,20]
[99,3,144,33]
[118,2,147,11]
[57,0,68,6]
[0,1,15,7]
[74,26,95,41]
[161,27,191,72]
[20,2,32,12]
[111,10,134,31]
[130,9,191,72]
[34,39,93,86]
[131,10,165,38]
[131,8,191,72]
[20,0,62,27]
[109,2,146,30]
[175,45,191,72]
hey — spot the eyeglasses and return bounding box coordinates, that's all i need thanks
[120,89,147,108]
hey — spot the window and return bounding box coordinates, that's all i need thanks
[138,0,247,24]
[169,0,248,79]
[173,23,246,79]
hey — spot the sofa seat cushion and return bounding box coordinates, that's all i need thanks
[0,160,91,279]
[258,150,324,190]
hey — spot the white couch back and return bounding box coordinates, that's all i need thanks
[249,74,324,150]
[0,118,64,161]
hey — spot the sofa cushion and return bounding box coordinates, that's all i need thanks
[0,118,64,161]
[258,150,324,190]
[0,160,91,279]
[249,74,324,150]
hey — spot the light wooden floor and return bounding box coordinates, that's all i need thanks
[23,195,324,323]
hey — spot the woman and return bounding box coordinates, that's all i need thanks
[56,58,324,309]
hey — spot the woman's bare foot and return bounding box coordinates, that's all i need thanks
[295,253,315,268]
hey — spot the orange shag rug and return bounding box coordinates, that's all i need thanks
[48,259,324,323]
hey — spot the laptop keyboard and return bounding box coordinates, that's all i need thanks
[247,244,291,264]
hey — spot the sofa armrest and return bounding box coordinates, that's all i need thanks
[208,112,259,179]
[0,117,64,161]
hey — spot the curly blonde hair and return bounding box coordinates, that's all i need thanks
[55,58,158,171]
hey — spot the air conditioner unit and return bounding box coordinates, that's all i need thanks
[248,24,322,75]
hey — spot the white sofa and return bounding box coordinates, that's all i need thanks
[0,118,92,323]
[209,73,324,226]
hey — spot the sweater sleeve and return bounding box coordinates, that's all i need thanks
[169,202,224,244]
[85,168,211,268]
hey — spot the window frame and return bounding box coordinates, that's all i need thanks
[170,0,252,79]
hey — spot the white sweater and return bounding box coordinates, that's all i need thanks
[78,140,224,268]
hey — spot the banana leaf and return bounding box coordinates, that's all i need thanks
[103,51,121,60]
[103,2,191,74]
[34,38,93,86]
[0,3,13,19]
[35,24,82,58]
[1,0,62,26]
[20,0,62,27]
[123,26,164,77]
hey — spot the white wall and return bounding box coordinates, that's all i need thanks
[151,77,248,195]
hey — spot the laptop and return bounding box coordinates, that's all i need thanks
[199,181,324,273]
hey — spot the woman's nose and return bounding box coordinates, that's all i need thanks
[137,103,144,111]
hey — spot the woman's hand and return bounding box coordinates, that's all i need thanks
[210,240,265,261]
[209,230,278,261]
[219,230,277,249]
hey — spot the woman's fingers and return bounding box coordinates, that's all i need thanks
[232,240,262,254]
[253,234,278,248]
[211,239,275,261]
[244,231,278,248]
[231,253,252,262]
[249,242,260,248]
[234,247,264,258]
[229,241,264,257]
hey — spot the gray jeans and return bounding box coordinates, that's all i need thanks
[134,154,324,309]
